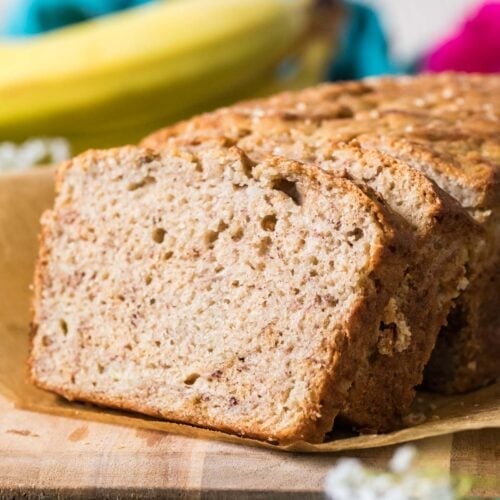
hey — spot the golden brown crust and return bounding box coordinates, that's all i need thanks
[143,75,500,210]
[356,134,498,208]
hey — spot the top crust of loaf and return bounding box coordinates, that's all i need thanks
[142,74,500,212]
[234,72,500,122]
[30,144,406,444]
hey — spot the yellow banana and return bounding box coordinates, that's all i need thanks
[0,0,332,152]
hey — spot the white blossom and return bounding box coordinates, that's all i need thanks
[389,445,416,473]
[325,445,456,500]
[0,138,71,172]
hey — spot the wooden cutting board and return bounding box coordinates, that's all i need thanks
[1,394,498,499]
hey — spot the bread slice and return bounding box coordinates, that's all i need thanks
[30,144,407,444]
[357,130,500,393]
[143,112,478,431]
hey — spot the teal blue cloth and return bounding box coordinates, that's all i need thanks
[2,0,401,79]
[329,2,401,79]
[4,0,151,37]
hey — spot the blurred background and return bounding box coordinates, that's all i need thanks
[0,0,486,65]
[355,0,485,65]
[0,0,498,171]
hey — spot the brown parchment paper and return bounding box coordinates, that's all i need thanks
[0,168,498,453]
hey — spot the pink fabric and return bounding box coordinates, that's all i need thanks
[424,2,500,73]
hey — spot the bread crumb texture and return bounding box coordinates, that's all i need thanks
[31,145,401,444]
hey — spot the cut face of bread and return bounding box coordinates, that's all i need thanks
[30,145,406,444]
[303,145,478,428]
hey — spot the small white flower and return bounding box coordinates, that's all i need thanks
[325,445,456,500]
[0,138,71,172]
[325,458,367,500]
[389,445,416,473]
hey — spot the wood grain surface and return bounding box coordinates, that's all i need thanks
[1,394,498,499]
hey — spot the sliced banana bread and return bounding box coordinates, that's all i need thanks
[357,130,500,393]
[143,113,478,431]
[143,73,499,395]
[30,145,407,444]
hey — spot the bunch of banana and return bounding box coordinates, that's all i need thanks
[0,0,338,153]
